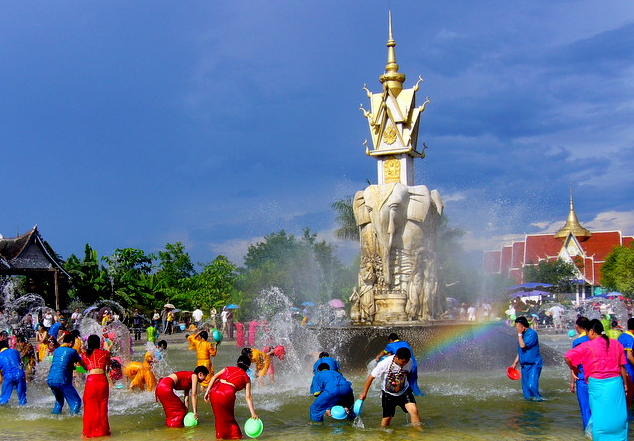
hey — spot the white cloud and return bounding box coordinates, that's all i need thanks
[585,210,634,233]
[208,237,264,266]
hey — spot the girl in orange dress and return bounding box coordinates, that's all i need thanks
[82,334,111,437]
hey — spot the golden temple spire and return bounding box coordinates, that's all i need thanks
[379,10,406,95]
[554,186,592,242]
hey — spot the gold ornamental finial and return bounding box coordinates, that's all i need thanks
[379,11,406,95]
[554,186,592,242]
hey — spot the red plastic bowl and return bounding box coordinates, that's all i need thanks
[507,366,521,380]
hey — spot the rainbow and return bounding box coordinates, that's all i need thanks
[417,321,506,363]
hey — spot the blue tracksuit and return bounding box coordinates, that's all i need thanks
[385,340,422,395]
[518,328,543,400]
[0,348,27,405]
[46,346,82,414]
[310,369,354,422]
[572,333,591,430]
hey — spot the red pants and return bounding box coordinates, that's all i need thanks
[156,377,187,427]
[211,382,242,439]
[83,374,110,437]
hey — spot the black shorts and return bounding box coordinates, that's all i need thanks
[381,387,416,418]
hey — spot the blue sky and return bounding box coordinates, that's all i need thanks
[1,1,633,268]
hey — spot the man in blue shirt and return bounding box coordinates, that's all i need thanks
[375,333,422,395]
[617,317,634,407]
[47,333,86,414]
[310,363,354,422]
[0,340,27,405]
[570,317,591,431]
[511,316,543,401]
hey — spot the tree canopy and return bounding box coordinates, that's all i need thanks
[601,244,634,297]
[523,258,578,293]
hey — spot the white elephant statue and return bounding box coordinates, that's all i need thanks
[352,182,444,322]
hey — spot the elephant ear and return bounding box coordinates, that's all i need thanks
[407,186,431,223]
[353,190,371,226]
[431,189,444,216]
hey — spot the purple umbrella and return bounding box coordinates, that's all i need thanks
[328,299,345,308]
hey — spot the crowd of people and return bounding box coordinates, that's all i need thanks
[510,311,632,440]
[3,298,634,440]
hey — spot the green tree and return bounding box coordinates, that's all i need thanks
[238,229,352,308]
[155,242,195,285]
[523,258,577,294]
[601,244,634,297]
[64,244,111,304]
[173,255,239,311]
[102,248,156,307]
[331,196,359,241]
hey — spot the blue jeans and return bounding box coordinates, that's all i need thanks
[0,371,27,405]
[520,363,543,400]
[575,378,591,430]
[48,381,81,414]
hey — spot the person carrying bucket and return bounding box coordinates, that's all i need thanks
[309,362,355,422]
[155,366,209,427]
[511,316,544,401]
[375,333,423,396]
[359,347,422,428]
[204,355,258,439]
[187,330,217,388]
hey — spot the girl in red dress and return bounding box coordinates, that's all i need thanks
[155,366,209,427]
[82,334,111,437]
[204,355,258,439]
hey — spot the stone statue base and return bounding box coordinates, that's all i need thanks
[373,290,407,323]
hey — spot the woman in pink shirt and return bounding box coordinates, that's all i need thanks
[565,319,628,440]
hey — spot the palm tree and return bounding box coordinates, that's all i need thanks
[331,196,359,242]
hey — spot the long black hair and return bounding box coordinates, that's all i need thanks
[237,355,251,372]
[589,319,609,349]
[86,334,100,357]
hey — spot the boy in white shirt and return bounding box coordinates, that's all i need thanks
[359,347,421,428]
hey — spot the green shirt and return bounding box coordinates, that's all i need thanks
[146,326,157,342]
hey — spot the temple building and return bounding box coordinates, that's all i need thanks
[484,195,633,291]
[0,226,69,310]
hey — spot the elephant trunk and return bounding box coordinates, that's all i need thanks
[383,205,397,285]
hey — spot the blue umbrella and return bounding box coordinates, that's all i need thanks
[301,301,315,307]
[225,304,240,310]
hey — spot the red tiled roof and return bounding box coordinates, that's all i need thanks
[501,246,512,273]
[583,257,594,283]
[582,231,623,261]
[512,242,525,268]
[594,262,603,284]
[524,234,562,263]
[623,236,633,248]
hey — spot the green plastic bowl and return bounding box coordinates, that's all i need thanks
[183,412,198,427]
[244,418,263,438]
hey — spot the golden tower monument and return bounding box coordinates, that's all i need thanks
[360,11,430,186]
[351,12,444,324]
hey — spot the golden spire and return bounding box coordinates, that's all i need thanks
[554,186,592,242]
[379,11,406,95]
